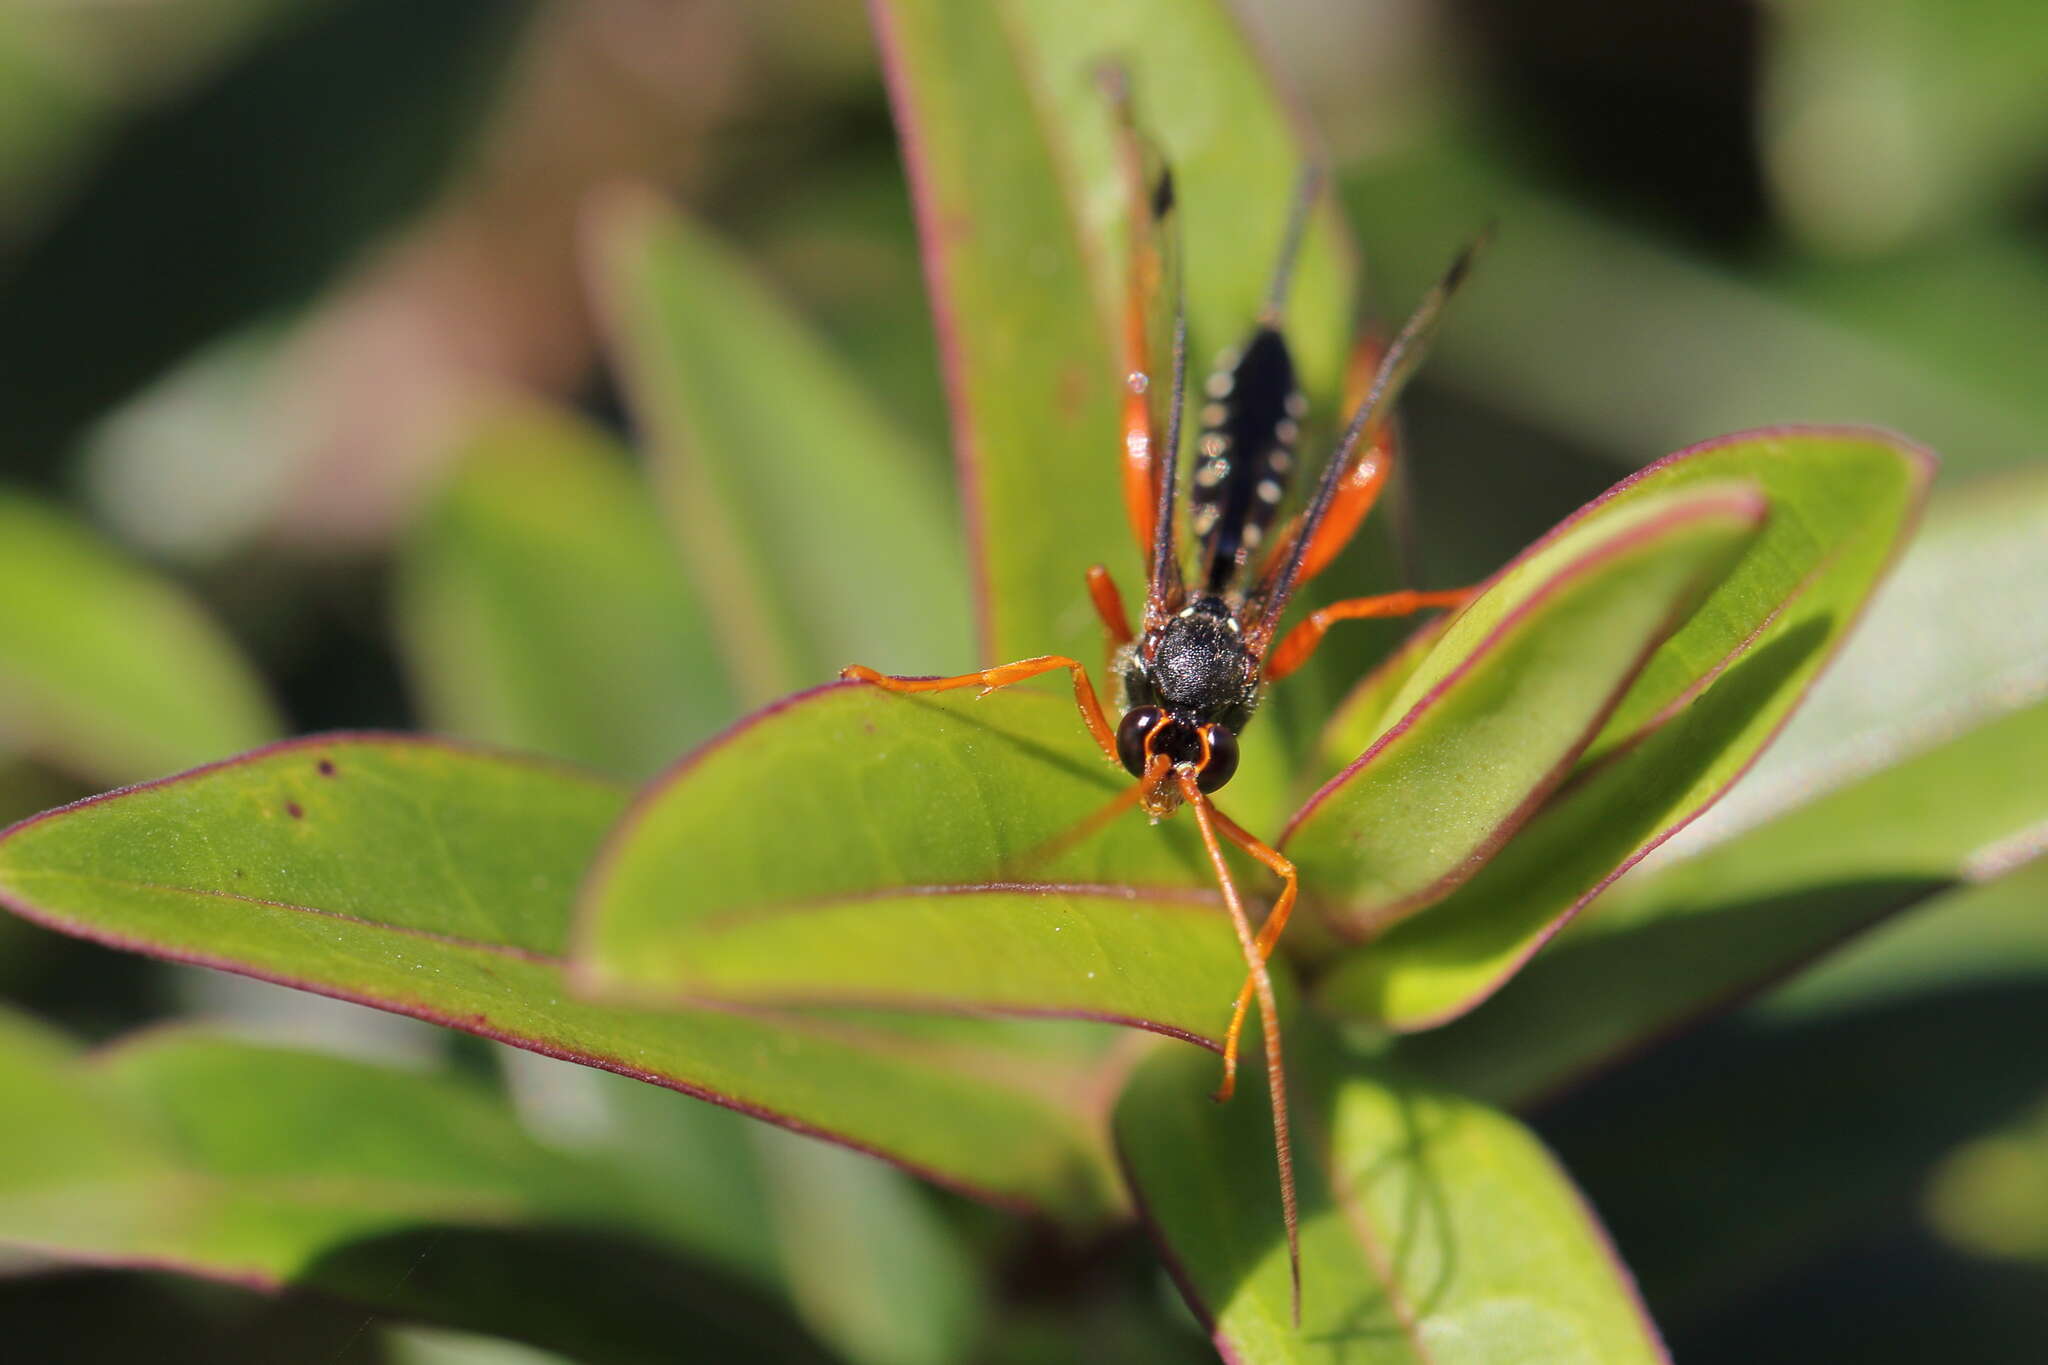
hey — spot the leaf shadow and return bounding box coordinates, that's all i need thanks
[298,1222,838,1365]
[1327,611,1840,1027]
[1401,871,1959,1109]
[1300,1061,1465,1356]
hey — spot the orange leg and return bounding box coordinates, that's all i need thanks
[1102,65,1182,564]
[1206,807,1298,1106]
[1288,336,1399,592]
[1086,564,1133,649]
[1265,587,1476,684]
[840,656,1119,764]
[1180,767,1301,1325]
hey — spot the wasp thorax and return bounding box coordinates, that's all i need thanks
[1152,602,1253,717]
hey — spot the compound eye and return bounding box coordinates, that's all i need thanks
[1116,707,1166,778]
[1196,725,1240,792]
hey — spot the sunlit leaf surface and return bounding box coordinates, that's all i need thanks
[1402,698,2048,1107]
[873,0,1402,783]
[0,737,1114,1219]
[1117,1021,1667,1364]
[1401,465,2048,1102]
[1286,484,1765,939]
[1314,428,1931,1030]
[575,684,1253,1047]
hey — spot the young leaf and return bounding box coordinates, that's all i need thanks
[875,0,1401,788]
[574,683,1259,1049]
[1401,697,2048,1106]
[586,185,969,697]
[996,0,1405,784]
[0,491,278,785]
[1284,484,1766,939]
[0,1011,839,1363]
[1400,465,2048,1102]
[1116,1020,1668,1364]
[0,736,1114,1219]
[394,401,736,779]
[869,0,1125,668]
[1314,427,1932,1030]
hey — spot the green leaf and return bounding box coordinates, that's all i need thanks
[1681,462,2048,829]
[1285,484,1766,939]
[0,736,1114,1219]
[394,401,736,779]
[1116,1021,1667,1364]
[871,0,1388,717]
[1305,616,1453,794]
[575,683,1263,1049]
[1314,427,1932,1030]
[0,1010,840,1363]
[994,0,1405,769]
[1761,858,2048,1022]
[1576,430,1934,767]
[587,185,969,698]
[0,490,279,785]
[1402,697,2048,1106]
[753,1126,983,1365]
[1400,464,2048,1101]
[869,0,1121,668]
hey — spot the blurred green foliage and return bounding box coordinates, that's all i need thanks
[0,0,2042,1360]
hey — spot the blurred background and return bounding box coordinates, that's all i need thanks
[0,0,2043,1360]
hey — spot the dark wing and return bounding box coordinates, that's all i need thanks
[1242,229,1490,651]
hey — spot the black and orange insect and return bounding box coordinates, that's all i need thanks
[844,77,1482,1317]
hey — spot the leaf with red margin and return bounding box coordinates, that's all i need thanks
[0,736,1116,1220]
[994,0,1410,801]
[0,1009,840,1362]
[1399,464,2048,1104]
[573,683,1263,1050]
[1283,484,1768,942]
[1115,1012,1669,1364]
[1314,427,1934,1031]
[1400,697,2048,1108]
[870,0,1399,792]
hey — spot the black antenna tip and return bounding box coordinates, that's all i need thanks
[1443,221,1497,292]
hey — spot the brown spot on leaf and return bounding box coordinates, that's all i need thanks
[286,802,304,820]
[317,759,337,777]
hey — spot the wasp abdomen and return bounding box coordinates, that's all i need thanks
[1190,325,1304,594]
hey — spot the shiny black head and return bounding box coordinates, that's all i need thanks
[1115,706,1240,792]
[1114,595,1260,793]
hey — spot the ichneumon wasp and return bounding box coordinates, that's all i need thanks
[843,73,1484,1319]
